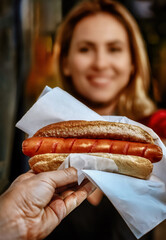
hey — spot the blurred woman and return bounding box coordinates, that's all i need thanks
[53,0,157,119]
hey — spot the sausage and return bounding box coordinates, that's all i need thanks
[22,137,162,163]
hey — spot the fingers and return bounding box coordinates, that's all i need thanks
[64,180,96,215]
[55,182,78,194]
[48,180,96,226]
[56,178,89,198]
[35,167,78,189]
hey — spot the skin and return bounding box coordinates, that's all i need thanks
[0,168,96,240]
[63,13,133,115]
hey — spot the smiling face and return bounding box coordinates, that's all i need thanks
[63,13,133,113]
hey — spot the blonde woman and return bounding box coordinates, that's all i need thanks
[53,0,157,120]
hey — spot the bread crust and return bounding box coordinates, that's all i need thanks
[34,120,154,144]
[29,153,153,179]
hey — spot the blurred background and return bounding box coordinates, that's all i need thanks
[0,0,166,193]
[0,1,166,239]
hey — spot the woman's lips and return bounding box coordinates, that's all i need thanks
[87,76,112,87]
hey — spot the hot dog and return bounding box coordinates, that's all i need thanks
[22,120,163,179]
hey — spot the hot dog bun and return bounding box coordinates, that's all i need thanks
[22,120,163,179]
[34,120,154,144]
[29,153,153,179]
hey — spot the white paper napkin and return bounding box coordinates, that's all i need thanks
[16,87,105,137]
[82,170,166,239]
[58,153,119,184]
[16,86,166,239]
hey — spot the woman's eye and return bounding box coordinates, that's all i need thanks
[108,47,122,53]
[79,47,89,53]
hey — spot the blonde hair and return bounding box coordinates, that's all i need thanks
[53,0,156,120]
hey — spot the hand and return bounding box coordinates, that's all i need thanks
[0,168,96,240]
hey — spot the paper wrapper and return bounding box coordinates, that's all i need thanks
[16,87,166,239]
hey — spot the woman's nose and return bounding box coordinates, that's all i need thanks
[93,49,110,70]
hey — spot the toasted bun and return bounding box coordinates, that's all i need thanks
[29,153,153,179]
[34,120,154,144]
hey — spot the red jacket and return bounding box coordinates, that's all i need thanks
[140,109,166,139]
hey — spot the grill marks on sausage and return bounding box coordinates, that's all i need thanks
[109,142,113,153]
[122,142,130,155]
[22,137,163,163]
[69,138,77,152]
[35,139,43,153]
[142,146,148,158]
[52,142,58,153]
[89,139,99,153]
